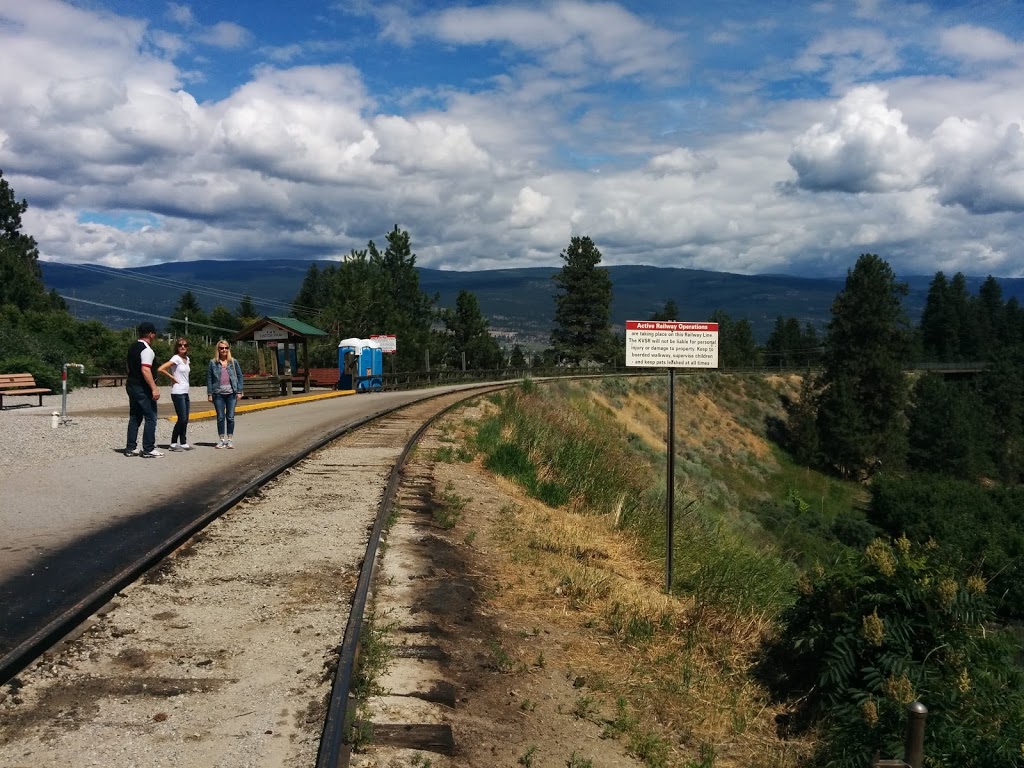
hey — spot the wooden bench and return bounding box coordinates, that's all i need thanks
[87,374,127,388]
[295,367,339,389]
[0,373,54,409]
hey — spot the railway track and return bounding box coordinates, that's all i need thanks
[0,386,505,767]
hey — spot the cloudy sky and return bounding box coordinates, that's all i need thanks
[2,0,1023,278]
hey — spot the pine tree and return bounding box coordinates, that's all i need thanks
[711,309,758,368]
[509,344,527,368]
[906,373,982,479]
[948,273,976,360]
[919,271,960,362]
[236,295,258,325]
[169,291,207,338]
[816,254,910,477]
[0,170,49,311]
[550,236,614,364]
[442,290,502,369]
[650,299,680,321]
[369,226,436,371]
[973,275,1004,359]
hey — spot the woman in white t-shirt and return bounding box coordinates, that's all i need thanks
[158,337,193,451]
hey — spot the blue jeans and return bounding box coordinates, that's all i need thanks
[126,383,157,453]
[171,393,190,444]
[212,391,237,438]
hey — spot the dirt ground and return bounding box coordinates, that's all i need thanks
[353,411,652,768]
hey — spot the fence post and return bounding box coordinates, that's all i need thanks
[904,701,927,768]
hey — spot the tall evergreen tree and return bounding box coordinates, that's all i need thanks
[292,264,327,322]
[948,272,977,360]
[816,254,910,477]
[368,226,436,371]
[710,309,758,368]
[973,275,1004,359]
[550,236,614,364]
[906,374,982,479]
[786,373,821,466]
[509,343,527,368]
[209,305,241,334]
[919,271,960,362]
[765,316,821,368]
[978,352,1024,482]
[236,295,258,324]
[0,170,50,311]
[169,290,206,338]
[650,299,680,321]
[441,290,502,369]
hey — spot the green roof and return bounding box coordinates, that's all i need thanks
[266,316,328,337]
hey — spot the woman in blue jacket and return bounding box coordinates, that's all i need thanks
[207,340,245,448]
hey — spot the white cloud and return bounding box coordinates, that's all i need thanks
[647,148,717,177]
[794,28,903,84]
[421,1,680,80]
[197,21,251,50]
[931,117,1024,213]
[939,24,1022,63]
[788,85,931,193]
[509,186,552,227]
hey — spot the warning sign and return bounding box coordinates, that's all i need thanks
[369,334,397,353]
[625,321,719,368]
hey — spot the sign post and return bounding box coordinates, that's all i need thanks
[625,321,719,593]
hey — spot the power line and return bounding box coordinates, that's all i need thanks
[60,295,240,335]
[54,262,323,315]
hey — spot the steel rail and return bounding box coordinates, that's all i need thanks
[315,385,507,768]
[0,384,505,686]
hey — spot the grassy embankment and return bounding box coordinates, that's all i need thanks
[431,374,867,767]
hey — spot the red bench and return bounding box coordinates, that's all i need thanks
[0,373,53,409]
[295,368,339,389]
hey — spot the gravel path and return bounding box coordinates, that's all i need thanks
[0,385,185,470]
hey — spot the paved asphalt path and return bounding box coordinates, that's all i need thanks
[0,385,491,661]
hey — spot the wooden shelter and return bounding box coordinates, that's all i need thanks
[231,316,328,396]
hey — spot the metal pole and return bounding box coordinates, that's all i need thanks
[904,701,927,768]
[61,363,85,423]
[666,368,675,593]
[61,364,68,422]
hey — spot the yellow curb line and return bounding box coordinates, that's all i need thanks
[169,389,356,422]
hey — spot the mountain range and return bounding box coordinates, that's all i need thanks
[39,259,1024,345]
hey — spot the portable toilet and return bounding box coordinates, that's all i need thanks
[357,339,384,392]
[338,337,363,390]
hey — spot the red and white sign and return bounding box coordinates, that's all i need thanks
[370,334,397,353]
[625,321,719,368]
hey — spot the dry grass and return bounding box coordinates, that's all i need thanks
[475,483,809,767]
[423,376,822,765]
[436,377,814,768]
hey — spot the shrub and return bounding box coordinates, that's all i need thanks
[760,536,1024,767]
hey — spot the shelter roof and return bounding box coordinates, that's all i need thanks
[231,315,328,342]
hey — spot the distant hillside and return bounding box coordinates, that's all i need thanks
[39,259,1024,344]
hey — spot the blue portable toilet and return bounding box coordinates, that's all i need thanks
[357,338,384,392]
[338,337,363,390]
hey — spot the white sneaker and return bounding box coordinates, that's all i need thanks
[124,447,140,456]
[215,439,226,449]
[169,443,182,451]
[141,450,165,458]
[180,443,192,450]
[225,439,234,449]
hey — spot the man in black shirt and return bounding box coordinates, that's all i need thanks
[125,321,163,458]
